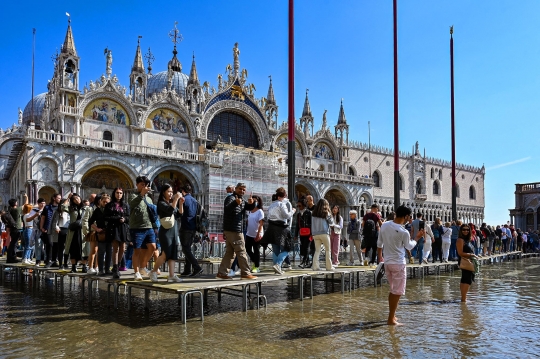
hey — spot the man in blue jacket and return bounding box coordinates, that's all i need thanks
[178,184,203,277]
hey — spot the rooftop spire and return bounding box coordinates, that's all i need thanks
[266,76,275,104]
[62,14,77,56]
[188,53,199,86]
[337,98,347,124]
[302,89,312,117]
[132,36,144,73]
[167,22,182,72]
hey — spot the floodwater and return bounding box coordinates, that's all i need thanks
[1,258,540,358]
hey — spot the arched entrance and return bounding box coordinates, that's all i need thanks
[81,166,133,198]
[38,186,57,202]
[324,188,350,229]
[152,170,193,194]
[295,182,318,202]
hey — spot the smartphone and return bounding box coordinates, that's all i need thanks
[419,220,425,230]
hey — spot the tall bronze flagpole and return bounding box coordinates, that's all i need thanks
[287,0,296,200]
[31,28,36,125]
[393,0,400,209]
[450,26,457,220]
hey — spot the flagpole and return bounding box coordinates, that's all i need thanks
[287,0,296,201]
[31,28,36,125]
[450,26,457,221]
[393,0,400,209]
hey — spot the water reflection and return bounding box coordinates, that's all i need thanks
[0,258,539,358]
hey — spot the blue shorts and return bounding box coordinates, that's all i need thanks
[129,228,156,249]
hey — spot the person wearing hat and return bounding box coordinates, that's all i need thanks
[216,182,257,280]
[347,210,364,266]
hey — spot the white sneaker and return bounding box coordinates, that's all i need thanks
[140,268,149,277]
[273,264,283,275]
[134,272,143,281]
[149,271,159,282]
[327,266,336,271]
[228,269,236,277]
[167,274,183,283]
[87,268,97,275]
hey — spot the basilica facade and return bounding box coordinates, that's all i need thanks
[0,21,485,234]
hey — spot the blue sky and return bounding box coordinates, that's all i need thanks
[1,1,538,225]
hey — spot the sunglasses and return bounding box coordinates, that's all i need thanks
[462,228,470,231]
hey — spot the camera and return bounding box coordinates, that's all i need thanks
[419,220,425,230]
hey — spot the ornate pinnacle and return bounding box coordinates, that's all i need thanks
[144,47,155,75]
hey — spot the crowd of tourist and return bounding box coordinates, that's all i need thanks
[1,179,539,286]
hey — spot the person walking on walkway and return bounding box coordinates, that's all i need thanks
[261,187,295,275]
[362,204,383,267]
[330,205,343,267]
[347,210,364,266]
[216,182,257,280]
[104,188,130,278]
[311,198,335,271]
[457,224,477,302]
[6,194,28,263]
[245,195,264,273]
[294,197,312,269]
[178,184,203,277]
[441,222,452,262]
[377,205,424,325]
[431,218,443,263]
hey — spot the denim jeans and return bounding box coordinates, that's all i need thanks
[449,238,458,259]
[416,238,425,263]
[23,228,33,260]
[272,244,289,266]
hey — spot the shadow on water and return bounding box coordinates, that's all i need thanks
[400,299,461,306]
[280,320,387,339]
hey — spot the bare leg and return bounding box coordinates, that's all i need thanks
[132,248,141,273]
[87,242,98,269]
[460,283,470,302]
[388,293,402,325]
[152,252,167,272]
[140,243,157,271]
[167,259,176,277]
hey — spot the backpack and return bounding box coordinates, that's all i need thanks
[432,226,440,239]
[195,201,209,234]
[362,219,377,239]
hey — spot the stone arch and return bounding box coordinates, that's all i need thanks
[433,179,441,195]
[74,157,138,183]
[37,186,57,202]
[294,180,319,202]
[311,139,338,161]
[201,100,270,150]
[81,165,134,197]
[31,152,63,179]
[469,185,476,200]
[348,165,357,176]
[323,185,354,206]
[373,170,382,188]
[147,164,201,194]
[272,129,308,156]
[79,91,136,127]
[416,178,424,194]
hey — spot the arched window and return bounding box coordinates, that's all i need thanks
[398,174,404,191]
[207,111,259,148]
[469,185,476,200]
[103,131,113,148]
[430,168,434,179]
[416,179,423,194]
[164,140,172,150]
[439,169,443,180]
[349,166,355,176]
[456,184,460,198]
[433,180,440,195]
[373,171,380,187]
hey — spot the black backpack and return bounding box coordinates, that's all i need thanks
[363,219,377,239]
[195,201,209,234]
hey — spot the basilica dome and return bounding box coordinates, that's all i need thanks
[147,71,189,97]
[22,93,47,125]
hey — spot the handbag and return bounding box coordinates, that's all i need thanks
[96,231,107,242]
[68,220,82,231]
[160,216,175,229]
[299,227,311,237]
[333,225,341,234]
[459,257,475,272]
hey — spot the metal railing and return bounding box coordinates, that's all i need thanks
[296,168,374,185]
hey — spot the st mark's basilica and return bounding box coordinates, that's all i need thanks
[0,20,485,234]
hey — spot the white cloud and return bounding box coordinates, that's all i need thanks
[487,157,531,171]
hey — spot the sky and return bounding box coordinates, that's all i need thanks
[0,0,538,225]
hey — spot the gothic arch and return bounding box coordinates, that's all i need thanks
[373,170,382,188]
[272,129,308,155]
[294,180,319,202]
[74,156,138,183]
[142,102,195,140]
[323,184,355,206]
[311,139,339,161]
[201,100,270,150]
[79,87,137,127]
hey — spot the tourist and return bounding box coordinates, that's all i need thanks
[261,187,295,275]
[469,223,480,256]
[245,195,264,273]
[347,210,364,266]
[330,205,343,267]
[89,193,112,275]
[216,182,257,280]
[31,198,46,266]
[104,188,130,279]
[295,197,312,269]
[22,204,38,264]
[450,220,461,260]
[410,213,425,265]
[1,211,17,261]
[310,198,335,271]
[306,195,316,260]
[422,222,434,264]
[306,195,315,211]
[85,195,102,275]
[149,184,182,283]
[0,216,6,257]
[52,198,70,269]
[441,222,452,263]
[362,204,383,267]
[486,225,496,255]
[64,193,84,273]
[6,194,28,263]
[431,218,443,263]
[129,176,157,281]
[377,205,423,325]
[81,194,97,273]
[226,185,235,195]
[40,193,61,268]
[480,223,492,256]
[456,224,477,302]
[516,228,524,252]
[509,224,517,252]
[178,184,203,277]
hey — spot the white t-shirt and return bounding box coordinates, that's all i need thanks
[441,227,452,243]
[377,220,417,265]
[23,213,33,228]
[246,209,264,238]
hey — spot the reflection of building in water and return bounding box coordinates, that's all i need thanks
[510,182,540,231]
[0,18,486,232]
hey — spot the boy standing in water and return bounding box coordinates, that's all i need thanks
[377,205,424,325]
